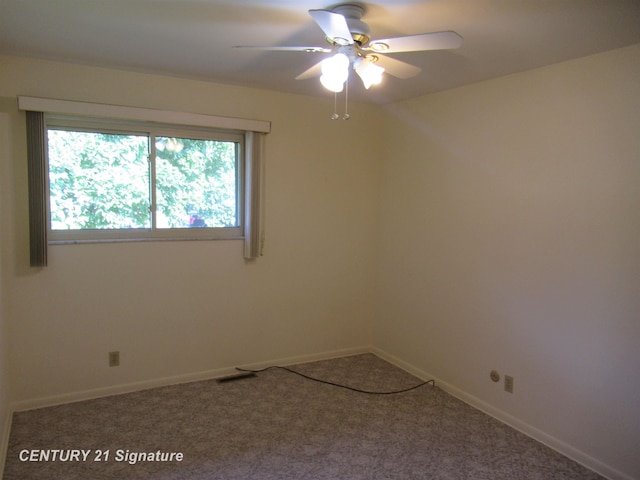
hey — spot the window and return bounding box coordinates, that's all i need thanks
[20,96,269,265]
[46,116,243,242]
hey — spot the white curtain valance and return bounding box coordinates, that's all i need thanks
[17,96,271,134]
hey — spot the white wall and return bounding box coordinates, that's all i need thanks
[375,44,640,480]
[0,55,381,404]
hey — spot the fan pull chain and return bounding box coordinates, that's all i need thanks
[329,77,350,121]
[343,76,350,120]
[331,91,339,120]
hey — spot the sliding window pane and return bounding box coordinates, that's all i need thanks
[155,137,239,229]
[47,130,151,230]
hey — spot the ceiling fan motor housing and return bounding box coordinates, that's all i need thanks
[332,4,371,45]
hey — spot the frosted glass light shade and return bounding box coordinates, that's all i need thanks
[355,57,384,89]
[320,53,350,92]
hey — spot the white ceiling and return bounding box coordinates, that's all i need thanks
[1,0,639,104]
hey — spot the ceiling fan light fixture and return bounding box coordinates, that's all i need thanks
[320,53,349,92]
[355,56,385,89]
[320,75,345,93]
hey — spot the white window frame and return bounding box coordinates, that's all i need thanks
[45,115,245,243]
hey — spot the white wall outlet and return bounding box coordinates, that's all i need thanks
[504,375,514,393]
[109,351,120,367]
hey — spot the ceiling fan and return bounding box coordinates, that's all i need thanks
[234,3,463,95]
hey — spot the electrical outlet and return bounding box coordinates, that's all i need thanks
[490,370,500,383]
[504,375,514,393]
[109,351,120,367]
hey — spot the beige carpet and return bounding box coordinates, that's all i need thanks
[3,354,603,479]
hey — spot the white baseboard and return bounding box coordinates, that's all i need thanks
[10,345,371,413]
[238,345,372,371]
[371,347,633,480]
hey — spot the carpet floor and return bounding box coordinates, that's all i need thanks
[3,353,603,479]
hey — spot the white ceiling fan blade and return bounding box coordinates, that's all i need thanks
[309,9,354,45]
[295,59,325,80]
[371,55,421,79]
[367,31,463,53]
[233,45,330,53]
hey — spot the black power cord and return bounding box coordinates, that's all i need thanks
[235,365,435,395]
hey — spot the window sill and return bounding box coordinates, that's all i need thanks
[48,236,244,245]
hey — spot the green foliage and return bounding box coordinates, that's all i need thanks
[48,130,150,230]
[47,130,239,231]
[155,137,237,228]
